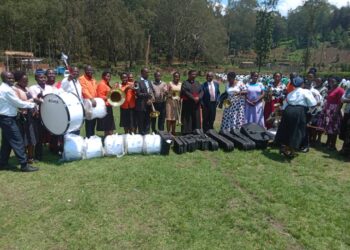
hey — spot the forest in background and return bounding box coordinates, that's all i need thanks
[0,0,349,71]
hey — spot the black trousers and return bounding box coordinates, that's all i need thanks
[181,101,201,135]
[0,115,27,167]
[85,119,97,138]
[136,110,151,135]
[151,102,166,132]
[202,102,217,132]
[33,117,45,160]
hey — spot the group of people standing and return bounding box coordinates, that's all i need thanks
[1,66,349,172]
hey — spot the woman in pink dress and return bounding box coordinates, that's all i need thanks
[318,77,345,150]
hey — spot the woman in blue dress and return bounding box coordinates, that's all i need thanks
[245,72,265,127]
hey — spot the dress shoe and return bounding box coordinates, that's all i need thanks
[20,164,39,172]
[299,147,309,153]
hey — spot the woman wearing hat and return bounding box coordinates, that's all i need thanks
[275,76,317,157]
[317,77,345,150]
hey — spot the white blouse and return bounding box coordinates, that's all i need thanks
[283,87,317,109]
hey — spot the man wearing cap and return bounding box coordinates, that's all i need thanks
[0,72,41,172]
[79,65,97,138]
[275,76,317,157]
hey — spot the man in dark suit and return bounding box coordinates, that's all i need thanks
[135,68,154,135]
[201,72,220,132]
[181,70,203,134]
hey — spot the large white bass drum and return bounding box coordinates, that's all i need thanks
[40,92,84,135]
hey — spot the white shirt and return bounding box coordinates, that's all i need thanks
[141,77,150,93]
[29,84,54,98]
[310,87,323,105]
[61,77,83,102]
[226,81,246,95]
[0,82,35,117]
[283,87,317,109]
[342,88,350,113]
[208,81,216,101]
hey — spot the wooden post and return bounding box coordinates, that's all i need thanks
[6,55,9,71]
[145,34,151,66]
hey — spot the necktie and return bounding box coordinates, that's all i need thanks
[209,82,215,102]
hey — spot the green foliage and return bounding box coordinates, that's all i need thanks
[0,0,350,68]
[255,10,274,71]
[225,0,258,54]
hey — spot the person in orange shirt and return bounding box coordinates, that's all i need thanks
[96,70,116,136]
[127,72,134,84]
[79,65,97,138]
[120,72,136,133]
[286,72,297,94]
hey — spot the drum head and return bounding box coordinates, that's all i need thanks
[40,94,70,135]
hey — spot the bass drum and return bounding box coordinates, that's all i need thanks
[40,92,84,135]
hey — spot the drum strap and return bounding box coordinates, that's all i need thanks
[72,79,79,98]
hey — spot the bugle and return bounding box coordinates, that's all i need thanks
[150,102,160,118]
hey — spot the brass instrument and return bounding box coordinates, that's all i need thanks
[146,85,160,118]
[107,88,126,107]
[150,102,160,118]
[223,99,232,108]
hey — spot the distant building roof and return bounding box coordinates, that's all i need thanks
[4,50,34,57]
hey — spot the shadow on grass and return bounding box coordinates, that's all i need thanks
[261,147,292,163]
[7,147,64,168]
[311,144,350,162]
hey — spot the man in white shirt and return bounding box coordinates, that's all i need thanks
[60,66,83,135]
[0,72,40,172]
[60,66,83,103]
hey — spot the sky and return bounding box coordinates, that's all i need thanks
[221,0,350,16]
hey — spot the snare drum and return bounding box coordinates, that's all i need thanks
[83,98,107,120]
[40,92,84,135]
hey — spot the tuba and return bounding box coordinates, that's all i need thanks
[107,88,126,107]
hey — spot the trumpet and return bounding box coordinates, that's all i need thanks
[146,88,160,118]
[107,88,126,107]
[150,102,160,118]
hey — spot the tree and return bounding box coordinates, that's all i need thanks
[254,0,278,72]
[225,0,258,54]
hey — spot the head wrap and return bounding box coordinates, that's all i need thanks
[292,76,304,87]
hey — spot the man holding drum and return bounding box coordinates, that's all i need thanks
[0,71,40,172]
[61,66,83,135]
[79,65,97,138]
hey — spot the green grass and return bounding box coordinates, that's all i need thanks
[1,73,349,249]
[1,141,349,249]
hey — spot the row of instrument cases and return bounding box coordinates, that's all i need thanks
[158,123,271,155]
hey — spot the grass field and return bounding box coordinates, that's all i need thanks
[0,72,349,249]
